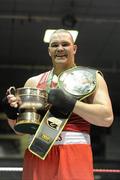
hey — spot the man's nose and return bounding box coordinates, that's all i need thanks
[57,44,64,51]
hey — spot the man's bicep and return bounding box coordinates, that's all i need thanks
[92,74,111,105]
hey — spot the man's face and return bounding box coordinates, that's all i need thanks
[48,32,77,68]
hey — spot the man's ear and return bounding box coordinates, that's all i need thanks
[73,45,77,54]
[48,47,51,56]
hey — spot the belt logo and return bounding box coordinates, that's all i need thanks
[41,133,51,142]
[47,117,62,130]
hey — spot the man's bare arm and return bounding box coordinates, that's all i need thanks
[73,73,114,127]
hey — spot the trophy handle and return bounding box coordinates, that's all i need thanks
[7,86,16,95]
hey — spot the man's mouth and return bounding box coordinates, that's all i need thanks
[56,54,67,58]
[54,54,67,63]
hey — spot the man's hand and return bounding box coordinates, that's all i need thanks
[2,94,19,120]
[48,88,77,116]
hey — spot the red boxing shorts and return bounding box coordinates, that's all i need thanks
[22,131,94,180]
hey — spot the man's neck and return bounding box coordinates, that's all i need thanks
[53,63,76,76]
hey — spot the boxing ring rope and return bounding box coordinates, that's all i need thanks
[0,167,120,173]
[93,169,120,173]
[0,167,23,172]
[0,167,120,180]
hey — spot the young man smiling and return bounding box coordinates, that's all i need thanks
[4,29,113,180]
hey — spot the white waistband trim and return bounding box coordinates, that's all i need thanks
[54,131,90,145]
[29,131,90,145]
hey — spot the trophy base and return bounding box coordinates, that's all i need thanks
[14,121,39,134]
[14,112,41,134]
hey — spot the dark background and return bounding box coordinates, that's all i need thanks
[0,0,120,179]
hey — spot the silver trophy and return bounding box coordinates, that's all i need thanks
[8,87,48,134]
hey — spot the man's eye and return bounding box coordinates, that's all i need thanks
[51,44,58,47]
[62,43,69,47]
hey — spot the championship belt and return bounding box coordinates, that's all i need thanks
[28,66,98,160]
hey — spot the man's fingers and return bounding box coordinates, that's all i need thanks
[7,94,18,108]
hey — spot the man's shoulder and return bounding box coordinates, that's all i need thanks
[24,70,51,87]
[78,65,97,71]
[77,65,103,76]
[30,70,51,80]
[38,70,51,77]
